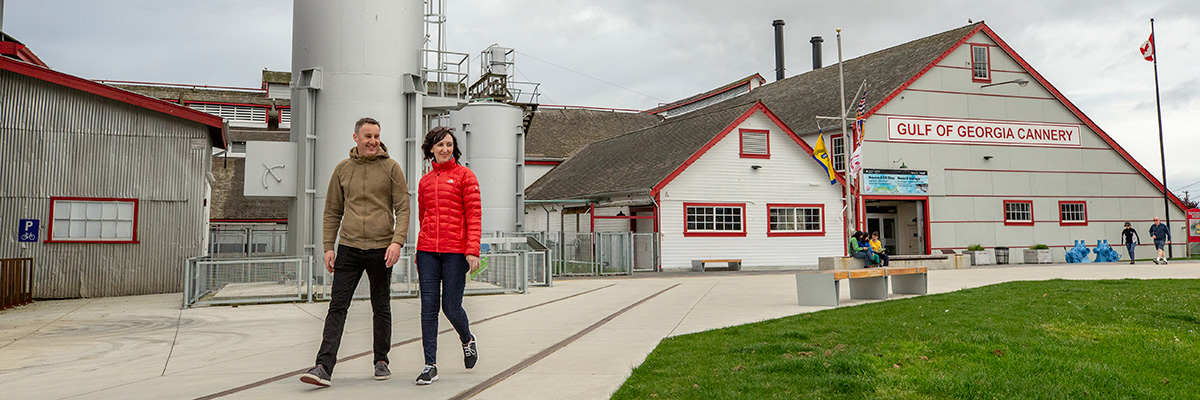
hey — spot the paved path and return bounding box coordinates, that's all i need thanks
[1,261,1196,399]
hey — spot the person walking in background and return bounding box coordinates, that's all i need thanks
[869,231,890,267]
[414,126,481,386]
[301,117,410,387]
[1148,217,1171,264]
[1121,222,1140,265]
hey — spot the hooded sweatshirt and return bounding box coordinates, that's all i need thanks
[323,144,411,252]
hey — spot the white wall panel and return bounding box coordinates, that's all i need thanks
[657,112,845,270]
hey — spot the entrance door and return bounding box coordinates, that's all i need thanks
[865,214,898,255]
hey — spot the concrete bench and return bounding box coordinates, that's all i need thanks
[691,259,742,272]
[795,266,928,306]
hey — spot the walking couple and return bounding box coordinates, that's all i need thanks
[300,118,482,387]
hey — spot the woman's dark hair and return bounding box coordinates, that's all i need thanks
[421,126,462,161]
[852,231,865,240]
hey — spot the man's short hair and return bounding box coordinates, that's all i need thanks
[355,117,380,134]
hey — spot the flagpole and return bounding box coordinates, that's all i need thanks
[837,28,855,249]
[1151,18,1171,258]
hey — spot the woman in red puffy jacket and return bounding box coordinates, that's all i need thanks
[413,126,481,386]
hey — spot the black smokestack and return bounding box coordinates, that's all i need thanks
[773,19,785,81]
[810,36,824,70]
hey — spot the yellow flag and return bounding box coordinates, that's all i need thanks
[812,133,837,184]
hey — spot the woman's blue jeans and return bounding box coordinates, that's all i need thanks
[416,250,473,365]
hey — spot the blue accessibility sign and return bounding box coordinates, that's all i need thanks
[19,219,39,243]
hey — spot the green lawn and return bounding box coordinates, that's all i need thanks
[613,279,1200,400]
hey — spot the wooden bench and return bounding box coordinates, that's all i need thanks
[691,259,742,272]
[795,266,928,306]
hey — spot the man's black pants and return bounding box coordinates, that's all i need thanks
[315,244,392,373]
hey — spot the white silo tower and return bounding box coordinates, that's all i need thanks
[288,0,425,257]
[448,102,526,234]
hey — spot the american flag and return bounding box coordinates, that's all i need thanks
[853,91,867,146]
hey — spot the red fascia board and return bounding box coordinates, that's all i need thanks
[977,24,1186,212]
[0,56,227,149]
[0,42,48,67]
[651,102,845,196]
[864,22,1183,212]
[525,160,561,166]
[645,78,755,114]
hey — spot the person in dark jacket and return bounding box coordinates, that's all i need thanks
[413,126,481,386]
[1148,217,1171,264]
[1121,222,1140,265]
[301,117,410,387]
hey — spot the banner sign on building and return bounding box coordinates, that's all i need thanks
[862,169,928,195]
[887,116,1081,147]
[1189,209,1200,243]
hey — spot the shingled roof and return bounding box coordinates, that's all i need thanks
[727,22,982,133]
[526,23,982,201]
[643,73,764,115]
[526,101,756,200]
[524,108,662,159]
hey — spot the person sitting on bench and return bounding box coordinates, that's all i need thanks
[869,231,890,267]
[850,231,881,268]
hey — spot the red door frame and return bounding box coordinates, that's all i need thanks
[861,195,932,255]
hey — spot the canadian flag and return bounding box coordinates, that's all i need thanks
[1140,33,1155,62]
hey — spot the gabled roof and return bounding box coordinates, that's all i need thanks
[524,108,662,159]
[526,101,818,201]
[644,73,765,115]
[725,23,982,135]
[0,56,227,149]
[526,102,751,200]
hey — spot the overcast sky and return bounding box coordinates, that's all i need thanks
[5,0,1199,197]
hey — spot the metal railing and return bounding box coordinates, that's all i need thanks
[184,247,542,308]
[184,256,313,308]
[1,258,34,310]
[543,232,660,277]
[316,255,416,301]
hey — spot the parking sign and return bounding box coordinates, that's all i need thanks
[19,219,39,243]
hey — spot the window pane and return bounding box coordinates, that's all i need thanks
[86,203,102,219]
[117,221,133,238]
[118,203,134,220]
[101,220,117,238]
[53,219,70,238]
[102,203,118,220]
[70,202,87,219]
[70,221,86,237]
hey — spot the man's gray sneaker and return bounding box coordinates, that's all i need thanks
[374,360,391,380]
[415,364,438,385]
[463,334,478,369]
[300,364,331,387]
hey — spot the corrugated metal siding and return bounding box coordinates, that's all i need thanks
[0,70,211,297]
[658,113,845,270]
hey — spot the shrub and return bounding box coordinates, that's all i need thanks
[1031,244,1050,250]
[967,244,985,251]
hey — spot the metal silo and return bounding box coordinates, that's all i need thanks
[448,102,526,233]
[289,0,424,256]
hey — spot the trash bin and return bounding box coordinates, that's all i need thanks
[994,246,1009,264]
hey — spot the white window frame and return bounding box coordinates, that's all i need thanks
[684,203,746,237]
[767,204,824,236]
[1059,201,1087,226]
[48,198,139,243]
[1003,200,1033,226]
[830,135,845,172]
[971,44,991,82]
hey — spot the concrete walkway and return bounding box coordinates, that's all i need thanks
[1,261,1197,399]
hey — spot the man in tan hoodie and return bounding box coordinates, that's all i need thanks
[301,117,410,387]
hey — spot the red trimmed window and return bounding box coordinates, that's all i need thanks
[1003,200,1033,226]
[767,204,824,236]
[47,197,139,243]
[1059,201,1087,226]
[739,128,770,159]
[971,44,991,82]
[830,135,845,172]
[684,203,746,237]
